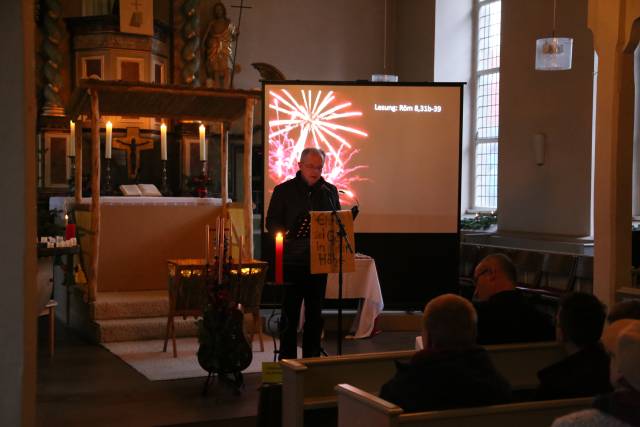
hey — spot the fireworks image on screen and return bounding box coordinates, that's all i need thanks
[268,89,369,202]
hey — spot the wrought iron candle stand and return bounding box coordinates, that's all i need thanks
[197,160,208,198]
[102,157,114,195]
[68,155,76,195]
[160,159,172,196]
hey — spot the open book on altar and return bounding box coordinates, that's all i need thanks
[119,184,162,197]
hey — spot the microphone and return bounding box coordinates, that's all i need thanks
[321,183,338,211]
[338,189,359,220]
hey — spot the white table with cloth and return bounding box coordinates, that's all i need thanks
[325,254,384,339]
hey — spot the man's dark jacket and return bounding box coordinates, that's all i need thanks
[536,342,612,400]
[266,171,340,266]
[474,290,555,345]
[379,347,512,413]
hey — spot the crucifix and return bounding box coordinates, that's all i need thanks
[230,0,252,88]
[113,127,154,180]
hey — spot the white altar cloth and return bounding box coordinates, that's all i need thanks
[49,196,225,212]
[326,255,384,339]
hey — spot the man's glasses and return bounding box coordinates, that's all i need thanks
[301,163,323,172]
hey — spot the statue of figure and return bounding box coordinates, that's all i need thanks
[203,1,236,89]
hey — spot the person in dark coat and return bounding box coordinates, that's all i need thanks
[552,320,640,427]
[379,294,511,412]
[537,292,611,400]
[472,253,555,345]
[266,147,340,359]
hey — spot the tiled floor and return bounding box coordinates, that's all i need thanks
[36,316,417,427]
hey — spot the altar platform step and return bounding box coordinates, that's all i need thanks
[93,291,169,320]
[95,316,197,343]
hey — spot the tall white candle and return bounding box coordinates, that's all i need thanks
[205,224,210,264]
[199,124,206,161]
[68,120,76,157]
[160,123,167,160]
[105,121,113,159]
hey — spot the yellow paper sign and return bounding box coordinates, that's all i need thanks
[262,362,283,384]
[310,210,355,274]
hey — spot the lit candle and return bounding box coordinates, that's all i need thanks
[205,224,210,264]
[160,123,167,161]
[105,121,113,159]
[199,124,206,161]
[68,120,76,157]
[275,232,284,284]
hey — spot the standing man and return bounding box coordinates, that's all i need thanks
[266,148,340,359]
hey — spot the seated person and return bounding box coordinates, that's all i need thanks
[552,319,640,427]
[379,294,511,412]
[537,292,611,400]
[608,300,640,323]
[472,254,555,345]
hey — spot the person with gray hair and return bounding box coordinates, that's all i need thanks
[266,147,340,359]
[379,294,511,412]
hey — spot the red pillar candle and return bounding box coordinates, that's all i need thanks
[275,232,284,284]
[65,223,76,240]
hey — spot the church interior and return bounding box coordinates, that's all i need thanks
[2,0,640,426]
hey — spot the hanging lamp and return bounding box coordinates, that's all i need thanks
[535,0,573,71]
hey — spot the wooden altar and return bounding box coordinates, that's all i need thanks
[67,80,261,302]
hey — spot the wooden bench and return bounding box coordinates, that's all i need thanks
[336,383,592,427]
[281,341,566,427]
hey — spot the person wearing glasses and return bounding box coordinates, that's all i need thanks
[472,253,554,345]
[266,147,340,359]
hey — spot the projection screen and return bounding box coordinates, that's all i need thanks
[263,82,462,234]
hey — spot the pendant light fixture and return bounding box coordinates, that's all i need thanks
[372,0,398,82]
[535,0,573,71]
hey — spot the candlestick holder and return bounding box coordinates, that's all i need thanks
[102,157,114,195]
[160,159,171,196]
[68,155,76,195]
[197,160,209,198]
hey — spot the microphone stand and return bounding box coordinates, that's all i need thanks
[325,188,354,356]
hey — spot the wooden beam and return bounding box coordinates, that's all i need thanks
[220,121,228,211]
[89,90,101,303]
[243,99,255,258]
[74,115,83,204]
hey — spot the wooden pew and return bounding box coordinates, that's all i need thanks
[280,342,566,427]
[335,383,592,427]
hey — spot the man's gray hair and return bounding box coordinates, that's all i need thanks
[423,294,477,350]
[300,147,326,164]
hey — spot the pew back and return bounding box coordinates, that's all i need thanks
[487,341,566,390]
[336,383,592,427]
[281,342,566,427]
[281,350,415,427]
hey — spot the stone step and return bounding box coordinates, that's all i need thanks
[96,313,265,343]
[93,291,169,320]
[96,316,198,343]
